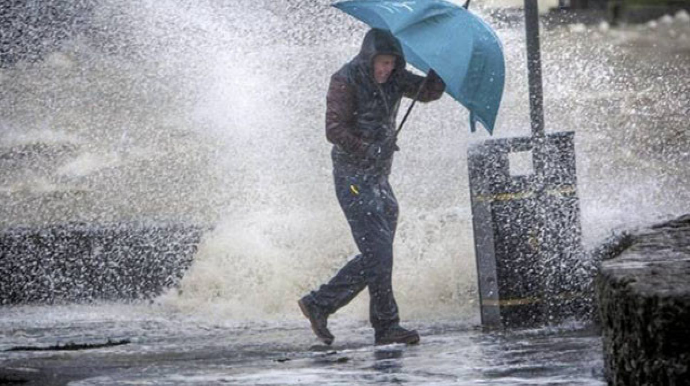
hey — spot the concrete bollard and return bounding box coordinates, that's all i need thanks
[597,215,690,386]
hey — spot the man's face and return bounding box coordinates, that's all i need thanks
[373,54,396,84]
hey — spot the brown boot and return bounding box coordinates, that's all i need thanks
[298,297,334,345]
[375,325,420,346]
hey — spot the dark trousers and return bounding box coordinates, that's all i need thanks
[308,173,400,332]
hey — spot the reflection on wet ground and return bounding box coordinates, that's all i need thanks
[0,305,603,385]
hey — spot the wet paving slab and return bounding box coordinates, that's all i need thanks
[0,305,604,385]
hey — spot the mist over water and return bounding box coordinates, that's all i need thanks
[1,0,689,322]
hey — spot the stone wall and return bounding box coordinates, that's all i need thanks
[0,223,204,304]
[596,214,690,386]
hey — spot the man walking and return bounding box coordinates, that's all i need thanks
[299,29,445,346]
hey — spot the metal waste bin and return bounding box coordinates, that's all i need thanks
[468,131,586,327]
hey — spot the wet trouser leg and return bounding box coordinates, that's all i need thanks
[308,174,400,333]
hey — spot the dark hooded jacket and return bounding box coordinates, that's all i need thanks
[326,29,445,177]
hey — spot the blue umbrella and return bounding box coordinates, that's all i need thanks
[333,0,505,134]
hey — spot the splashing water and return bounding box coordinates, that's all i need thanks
[1,0,689,323]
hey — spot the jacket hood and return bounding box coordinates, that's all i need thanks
[353,29,406,80]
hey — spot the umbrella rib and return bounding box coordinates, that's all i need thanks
[389,8,457,35]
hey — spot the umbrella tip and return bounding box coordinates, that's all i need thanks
[463,0,470,9]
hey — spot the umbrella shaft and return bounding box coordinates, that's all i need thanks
[395,76,428,138]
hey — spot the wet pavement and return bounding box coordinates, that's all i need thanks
[0,305,604,385]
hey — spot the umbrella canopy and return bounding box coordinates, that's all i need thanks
[333,0,505,134]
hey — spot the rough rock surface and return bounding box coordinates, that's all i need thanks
[597,214,690,386]
[0,222,203,304]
